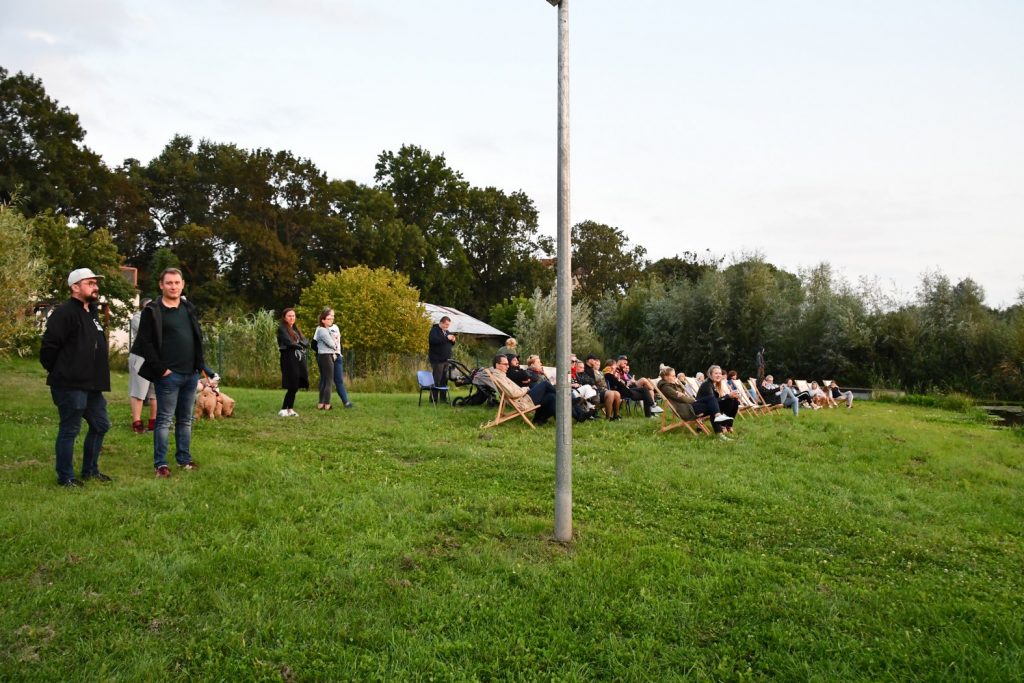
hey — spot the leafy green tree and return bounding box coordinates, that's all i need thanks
[645,251,721,283]
[0,204,46,356]
[488,296,534,339]
[0,68,111,227]
[514,288,602,363]
[374,144,471,306]
[147,248,181,299]
[571,220,649,301]
[297,266,430,359]
[456,186,553,317]
[32,212,136,325]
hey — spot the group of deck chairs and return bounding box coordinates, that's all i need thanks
[478,369,845,435]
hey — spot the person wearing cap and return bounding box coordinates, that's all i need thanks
[131,267,206,477]
[39,268,113,487]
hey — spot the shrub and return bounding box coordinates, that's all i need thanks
[0,205,46,357]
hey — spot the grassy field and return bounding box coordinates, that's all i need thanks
[1,358,1022,681]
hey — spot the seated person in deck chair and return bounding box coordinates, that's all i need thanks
[829,380,854,409]
[656,365,696,420]
[578,354,621,420]
[759,375,781,404]
[490,355,556,426]
[785,378,817,409]
[609,356,656,417]
[524,354,548,384]
[505,354,534,388]
[694,365,734,436]
[810,381,837,408]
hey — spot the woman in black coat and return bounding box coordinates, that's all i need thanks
[277,308,309,417]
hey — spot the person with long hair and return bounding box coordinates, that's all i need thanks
[313,308,338,410]
[694,365,734,438]
[276,308,309,416]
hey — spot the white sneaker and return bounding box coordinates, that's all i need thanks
[651,406,664,414]
[287,409,299,417]
[278,409,289,417]
[713,413,730,423]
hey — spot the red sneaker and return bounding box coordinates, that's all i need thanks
[155,466,171,478]
[132,420,145,434]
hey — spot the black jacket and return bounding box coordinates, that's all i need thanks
[428,324,455,364]
[40,298,111,391]
[130,299,205,382]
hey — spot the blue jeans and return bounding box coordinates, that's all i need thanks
[333,354,351,406]
[154,371,198,468]
[51,388,110,483]
[779,385,800,416]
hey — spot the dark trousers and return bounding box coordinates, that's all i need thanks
[528,380,557,425]
[627,386,654,416]
[316,353,335,405]
[693,394,730,433]
[51,388,110,483]
[430,361,450,403]
[282,388,298,410]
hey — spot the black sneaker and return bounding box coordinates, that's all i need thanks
[82,472,113,483]
[344,402,354,409]
[59,478,84,488]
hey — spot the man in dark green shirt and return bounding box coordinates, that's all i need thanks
[130,268,206,478]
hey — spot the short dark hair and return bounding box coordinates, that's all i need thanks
[492,354,509,368]
[160,267,183,283]
[439,316,451,324]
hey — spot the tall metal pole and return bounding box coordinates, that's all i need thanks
[553,0,572,543]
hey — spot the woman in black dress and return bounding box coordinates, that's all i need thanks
[276,308,309,417]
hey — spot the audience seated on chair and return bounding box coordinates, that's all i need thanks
[694,365,735,437]
[505,354,534,388]
[656,365,697,420]
[827,380,854,408]
[578,354,621,420]
[490,354,556,426]
[810,381,838,408]
[610,356,657,417]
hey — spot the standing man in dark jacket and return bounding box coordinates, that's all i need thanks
[130,268,205,477]
[40,268,113,487]
[427,316,456,403]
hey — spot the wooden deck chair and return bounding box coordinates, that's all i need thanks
[653,384,710,436]
[748,378,784,413]
[683,376,701,397]
[480,368,539,430]
[732,378,767,416]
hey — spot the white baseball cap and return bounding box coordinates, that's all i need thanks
[67,268,105,287]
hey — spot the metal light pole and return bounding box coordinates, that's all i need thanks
[547,0,572,543]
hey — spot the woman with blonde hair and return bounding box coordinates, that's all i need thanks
[497,337,518,358]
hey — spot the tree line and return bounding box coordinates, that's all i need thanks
[3,66,1023,398]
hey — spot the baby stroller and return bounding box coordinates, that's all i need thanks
[448,359,497,407]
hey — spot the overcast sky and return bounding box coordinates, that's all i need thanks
[2,0,1022,307]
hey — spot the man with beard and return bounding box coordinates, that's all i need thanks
[40,268,112,487]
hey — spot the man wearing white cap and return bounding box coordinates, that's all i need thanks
[39,268,113,487]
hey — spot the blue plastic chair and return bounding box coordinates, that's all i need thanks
[417,370,449,406]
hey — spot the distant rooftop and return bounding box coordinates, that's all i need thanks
[422,303,508,339]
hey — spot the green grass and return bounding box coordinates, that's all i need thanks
[1,358,1022,681]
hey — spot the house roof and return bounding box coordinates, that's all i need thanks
[422,303,508,339]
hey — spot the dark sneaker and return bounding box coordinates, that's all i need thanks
[132,420,145,434]
[180,462,199,471]
[147,419,156,431]
[59,478,84,488]
[83,472,113,483]
[155,466,171,478]
[344,402,354,409]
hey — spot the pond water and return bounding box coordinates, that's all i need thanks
[979,405,1024,428]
